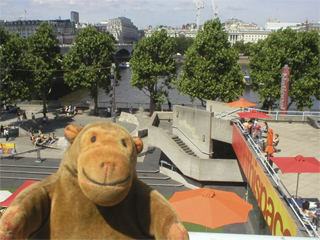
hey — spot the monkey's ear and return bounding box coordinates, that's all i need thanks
[64,124,84,143]
[132,136,143,154]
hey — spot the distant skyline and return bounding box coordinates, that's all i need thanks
[1,0,319,29]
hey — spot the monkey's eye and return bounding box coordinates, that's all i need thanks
[121,139,127,148]
[91,136,97,143]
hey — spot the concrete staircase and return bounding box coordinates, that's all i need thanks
[171,135,198,157]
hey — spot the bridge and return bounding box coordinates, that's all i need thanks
[60,43,134,61]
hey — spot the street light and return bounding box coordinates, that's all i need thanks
[110,63,117,123]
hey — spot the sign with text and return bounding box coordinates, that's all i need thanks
[232,125,297,236]
[280,65,290,114]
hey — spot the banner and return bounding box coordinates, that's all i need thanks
[280,65,290,114]
[232,125,297,236]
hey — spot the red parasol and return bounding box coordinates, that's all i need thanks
[226,98,257,108]
[265,129,275,156]
[0,180,38,207]
[169,188,253,229]
[237,109,271,119]
[269,155,320,197]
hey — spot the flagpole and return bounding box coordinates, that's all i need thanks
[295,173,300,198]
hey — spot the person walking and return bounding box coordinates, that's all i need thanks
[4,128,10,141]
[0,125,3,138]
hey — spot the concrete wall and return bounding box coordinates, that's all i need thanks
[148,124,243,182]
[211,117,234,144]
[172,105,213,159]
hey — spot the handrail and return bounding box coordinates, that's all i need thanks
[235,121,319,238]
[171,125,214,156]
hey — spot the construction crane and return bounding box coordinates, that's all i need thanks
[211,0,218,18]
[194,0,204,29]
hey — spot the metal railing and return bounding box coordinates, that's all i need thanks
[235,121,319,238]
[171,125,214,156]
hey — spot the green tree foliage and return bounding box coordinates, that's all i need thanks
[232,40,254,56]
[174,36,194,55]
[130,29,177,114]
[176,19,245,106]
[63,25,116,115]
[0,27,11,45]
[232,40,246,54]
[250,28,320,110]
[27,22,61,116]
[0,29,31,102]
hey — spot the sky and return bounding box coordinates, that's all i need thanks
[0,0,319,29]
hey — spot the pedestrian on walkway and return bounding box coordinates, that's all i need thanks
[4,127,10,141]
[0,125,3,138]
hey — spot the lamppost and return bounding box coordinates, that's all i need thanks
[110,63,117,123]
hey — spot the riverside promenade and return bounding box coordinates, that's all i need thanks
[0,104,319,238]
[1,104,319,199]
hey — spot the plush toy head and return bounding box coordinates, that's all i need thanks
[64,121,143,207]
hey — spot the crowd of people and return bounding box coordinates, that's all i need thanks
[241,118,280,150]
[29,129,58,147]
[63,105,77,115]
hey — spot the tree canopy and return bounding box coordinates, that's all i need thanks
[174,36,194,55]
[27,22,62,116]
[0,23,61,117]
[130,29,177,114]
[176,19,245,106]
[63,25,116,115]
[249,28,320,110]
[0,29,31,102]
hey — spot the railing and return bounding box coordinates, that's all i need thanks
[248,108,320,122]
[171,125,214,156]
[235,121,319,238]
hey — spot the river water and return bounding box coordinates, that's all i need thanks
[62,62,319,111]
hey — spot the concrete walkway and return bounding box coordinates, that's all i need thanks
[1,105,319,200]
[266,121,320,199]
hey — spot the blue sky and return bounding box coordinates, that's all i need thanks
[1,0,319,29]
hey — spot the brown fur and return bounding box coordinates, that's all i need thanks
[0,121,189,240]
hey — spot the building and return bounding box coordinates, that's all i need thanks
[144,25,198,38]
[223,18,269,44]
[70,11,79,24]
[298,21,320,33]
[107,17,139,43]
[1,19,76,40]
[264,19,301,31]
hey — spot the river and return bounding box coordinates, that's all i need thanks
[61,62,319,111]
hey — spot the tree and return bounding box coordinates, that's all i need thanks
[176,19,245,106]
[174,36,194,55]
[249,28,320,110]
[232,40,246,55]
[27,22,61,117]
[130,29,177,114]
[63,25,116,115]
[0,29,31,102]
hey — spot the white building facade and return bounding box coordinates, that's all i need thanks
[106,17,138,43]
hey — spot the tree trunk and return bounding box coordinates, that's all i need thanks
[42,95,47,118]
[94,96,98,115]
[149,95,155,116]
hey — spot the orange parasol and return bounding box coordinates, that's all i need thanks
[265,128,275,156]
[269,155,320,197]
[237,109,271,119]
[226,98,257,108]
[169,188,253,229]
